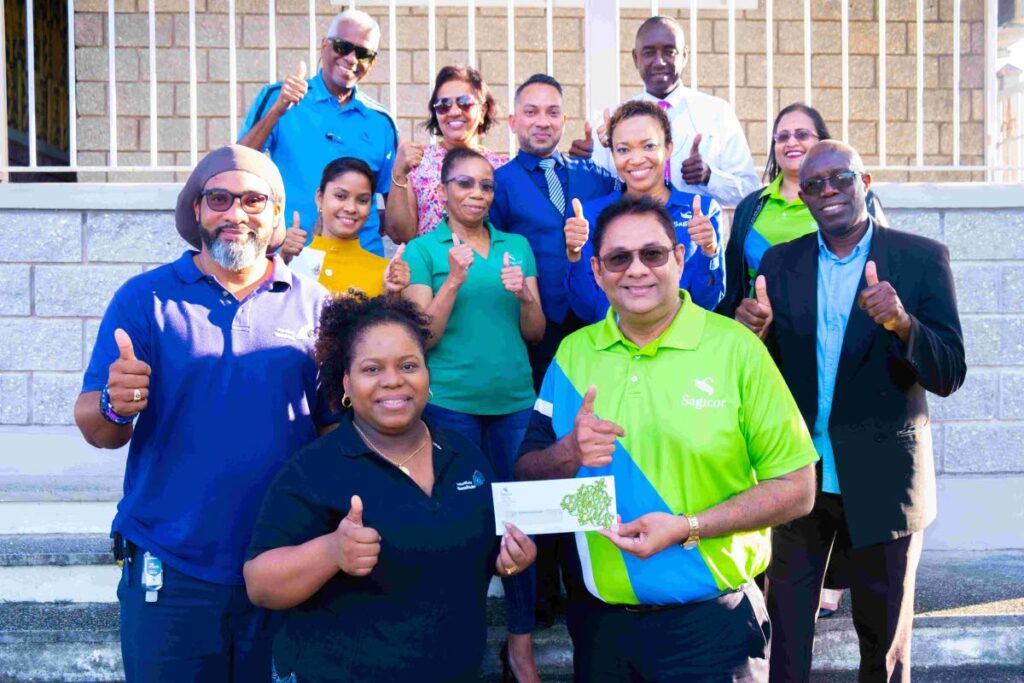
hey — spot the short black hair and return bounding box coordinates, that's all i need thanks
[440,146,490,183]
[635,15,685,46]
[514,73,563,103]
[592,194,677,257]
[607,99,673,149]
[315,292,431,412]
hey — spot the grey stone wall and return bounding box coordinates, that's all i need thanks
[0,186,1018,481]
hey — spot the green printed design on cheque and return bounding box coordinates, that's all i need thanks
[561,478,614,528]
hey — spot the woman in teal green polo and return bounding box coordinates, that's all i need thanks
[402,146,545,682]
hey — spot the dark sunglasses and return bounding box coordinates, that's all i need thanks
[443,175,495,193]
[598,246,672,273]
[201,189,270,214]
[433,95,478,114]
[772,128,818,144]
[328,38,377,63]
[800,171,860,198]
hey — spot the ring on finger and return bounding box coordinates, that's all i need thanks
[132,388,142,402]
[505,565,517,576]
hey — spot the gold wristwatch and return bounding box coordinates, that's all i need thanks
[679,513,700,550]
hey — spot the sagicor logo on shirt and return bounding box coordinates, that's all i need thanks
[681,376,726,410]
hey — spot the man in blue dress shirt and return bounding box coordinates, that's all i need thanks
[490,73,617,390]
[238,9,397,256]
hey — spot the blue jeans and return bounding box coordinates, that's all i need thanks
[423,403,536,634]
[118,544,280,681]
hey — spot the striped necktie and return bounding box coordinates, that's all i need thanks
[657,100,672,182]
[538,157,567,216]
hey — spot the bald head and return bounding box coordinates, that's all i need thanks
[799,140,864,184]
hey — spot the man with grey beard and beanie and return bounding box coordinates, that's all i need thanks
[73,144,338,681]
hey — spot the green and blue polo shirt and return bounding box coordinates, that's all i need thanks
[520,291,817,605]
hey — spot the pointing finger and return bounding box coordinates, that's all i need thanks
[503,251,511,268]
[572,198,584,221]
[452,233,462,248]
[865,260,879,287]
[690,133,703,157]
[291,211,300,231]
[114,328,136,362]
[391,243,406,262]
[295,60,307,79]
[345,495,363,527]
[583,121,593,142]
[603,108,611,127]
[580,385,597,415]
[755,275,769,307]
[691,195,703,219]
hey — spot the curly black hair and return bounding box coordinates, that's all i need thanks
[315,292,432,412]
[607,99,673,149]
[423,64,498,137]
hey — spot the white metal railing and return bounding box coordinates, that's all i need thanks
[1,0,1022,180]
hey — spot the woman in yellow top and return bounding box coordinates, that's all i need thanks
[280,157,410,296]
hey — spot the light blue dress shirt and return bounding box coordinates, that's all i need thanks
[239,74,398,256]
[814,221,874,494]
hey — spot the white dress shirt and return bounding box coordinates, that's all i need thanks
[591,85,760,207]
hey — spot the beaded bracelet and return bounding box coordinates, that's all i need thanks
[100,385,135,425]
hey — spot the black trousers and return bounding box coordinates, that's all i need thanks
[765,493,923,683]
[566,583,770,683]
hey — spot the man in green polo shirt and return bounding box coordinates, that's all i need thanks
[516,194,818,681]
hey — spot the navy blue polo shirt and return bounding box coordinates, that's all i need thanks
[239,73,398,256]
[247,412,500,683]
[82,251,335,585]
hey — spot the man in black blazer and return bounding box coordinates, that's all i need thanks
[734,140,966,682]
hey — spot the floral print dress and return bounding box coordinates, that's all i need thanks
[408,143,509,236]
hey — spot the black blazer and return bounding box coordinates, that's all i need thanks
[760,222,966,547]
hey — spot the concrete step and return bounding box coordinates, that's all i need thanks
[0,535,113,567]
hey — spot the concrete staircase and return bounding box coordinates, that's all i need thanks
[1,427,1022,682]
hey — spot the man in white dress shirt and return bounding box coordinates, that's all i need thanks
[569,15,758,207]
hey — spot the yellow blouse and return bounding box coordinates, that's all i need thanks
[308,235,389,297]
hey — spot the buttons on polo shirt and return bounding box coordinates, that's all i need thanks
[222,290,230,297]
[631,375,639,383]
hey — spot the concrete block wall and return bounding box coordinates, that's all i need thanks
[69,0,985,183]
[0,182,1020,548]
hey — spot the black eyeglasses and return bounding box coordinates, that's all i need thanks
[773,128,818,144]
[443,175,495,193]
[201,189,270,214]
[433,95,478,114]
[800,171,860,198]
[328,38,377,63]
[598,246,672,272]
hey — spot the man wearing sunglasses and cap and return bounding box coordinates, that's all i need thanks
[516,194,818,681]
[738,140,966,682]
[239,9,397,256]
[74,145,337,681]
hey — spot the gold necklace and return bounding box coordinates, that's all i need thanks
[352,420,430,476]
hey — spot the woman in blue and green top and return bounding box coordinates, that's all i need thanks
[717,103,886,317]
[401,146,545,683]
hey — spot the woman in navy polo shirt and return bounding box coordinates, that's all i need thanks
[244,293,536,683]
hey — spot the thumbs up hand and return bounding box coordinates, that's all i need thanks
[274,60,309,114]
[686,195,718,257]
[383,243,411,294]
[681,133,711,186]
[447,232,475,286]
[280,211,307,263]
[571,385,626,469]
[858,260,912,340]
[735,275,773,340]
[569,121,595,158]
[500,251,531,302]
[596,107,612,148]
[106,328,152,417]
[564,198,589,263]
[331,495,381,577]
